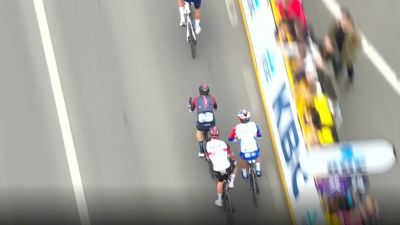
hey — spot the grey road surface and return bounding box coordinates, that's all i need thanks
[0,1,80,225]
[303,0,400,224]
[30,0,291,224]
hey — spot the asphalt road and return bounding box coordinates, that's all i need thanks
[0,1,80,225]
[303,0,400,224]
[1,0,291,225]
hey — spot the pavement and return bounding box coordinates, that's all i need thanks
[303,0,400,224]
[0,1,291,225]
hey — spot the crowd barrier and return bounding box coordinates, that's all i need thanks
[238,0,326,224]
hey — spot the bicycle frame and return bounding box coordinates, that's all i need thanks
[184,2,197,43]
[222,176,235,214]
[248,159,257,178]
[248,159,260,207]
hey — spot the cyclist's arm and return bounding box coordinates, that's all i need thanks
[212,96,218,110]
[225,145,237,161]
[190,96,197,112]
[228,127,236,142]
[256,124,262,138]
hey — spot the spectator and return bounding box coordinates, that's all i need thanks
[276,0,309,40]
[326,7,361,83]
[294,38,322,84]
[361,194,379,225]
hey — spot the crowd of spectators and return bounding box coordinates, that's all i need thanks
[272,1,377,224]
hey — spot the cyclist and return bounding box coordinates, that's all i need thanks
[177,0,202,34]
[206,126,237,207]
[188,83,218,158]
[228,109,262,177]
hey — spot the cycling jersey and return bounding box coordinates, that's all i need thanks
[206,139,232,172]
[185,0,202,9]
[228,121,261,154]
[191,95,217,131]
[191,95,217,112]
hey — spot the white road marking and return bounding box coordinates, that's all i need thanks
[321,0,400,95]
[242,66,260,114]
[225,0,238,26]
[33,1,91,225]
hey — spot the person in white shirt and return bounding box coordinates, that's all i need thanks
[228,109,262,178]
[206,126,237,207]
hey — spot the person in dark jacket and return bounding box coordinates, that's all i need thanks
[326,7,361,83]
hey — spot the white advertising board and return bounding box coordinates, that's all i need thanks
[240,0,326,224]
[300,140,396,176]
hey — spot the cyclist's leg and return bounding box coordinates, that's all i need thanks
[255,149,262,177]
[239,152,249,178]
[193,0,202,34]
[178,0,185,26]
[228,162,237,188]
[196,128,205,157]
[215,172,224,207]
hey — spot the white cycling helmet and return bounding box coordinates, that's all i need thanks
[237,108,251,122]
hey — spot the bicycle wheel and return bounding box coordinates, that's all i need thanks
[250,169,258,208]
[254,173,260,194]
[188,23,196,59]
[207,160,214,179]
[224,190,235,225]
[203,131,214,179]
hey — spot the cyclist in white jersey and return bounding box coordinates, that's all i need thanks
[228,109,262,178]
[177,0,202,34]
[206,126,237,207]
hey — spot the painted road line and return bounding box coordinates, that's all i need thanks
[321,0,400,96]
[33,1,91,225]
[225,0,238,26]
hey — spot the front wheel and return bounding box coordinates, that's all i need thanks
[188,24,196,59]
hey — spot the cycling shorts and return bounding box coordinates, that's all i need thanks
[185,0,201,9]
[240,149,260,161]
[214,159,235,182]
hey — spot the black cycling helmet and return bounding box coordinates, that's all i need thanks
[199,83,210,95]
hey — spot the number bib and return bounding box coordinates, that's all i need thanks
[196,112,215,130]
[197,112,214,123]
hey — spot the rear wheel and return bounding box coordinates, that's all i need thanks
[224,189,234,224]
[250,169,258,208]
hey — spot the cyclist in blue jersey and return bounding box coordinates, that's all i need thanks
[177,0,202,34]
[188,84,218,157]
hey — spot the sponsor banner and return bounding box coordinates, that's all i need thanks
[240,0,326,224]
[300,140,396,176]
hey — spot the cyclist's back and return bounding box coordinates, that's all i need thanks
[233,121,260,153]
[228,109,263,177]
[206,139,231,172]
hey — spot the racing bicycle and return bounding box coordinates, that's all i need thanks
[222,174,235,224]
[248,159,260,207]
[182,1,197,58]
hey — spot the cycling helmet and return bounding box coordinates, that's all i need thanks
[237,108,251,122]
[209,126,219,138]
[199,83,210,95]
